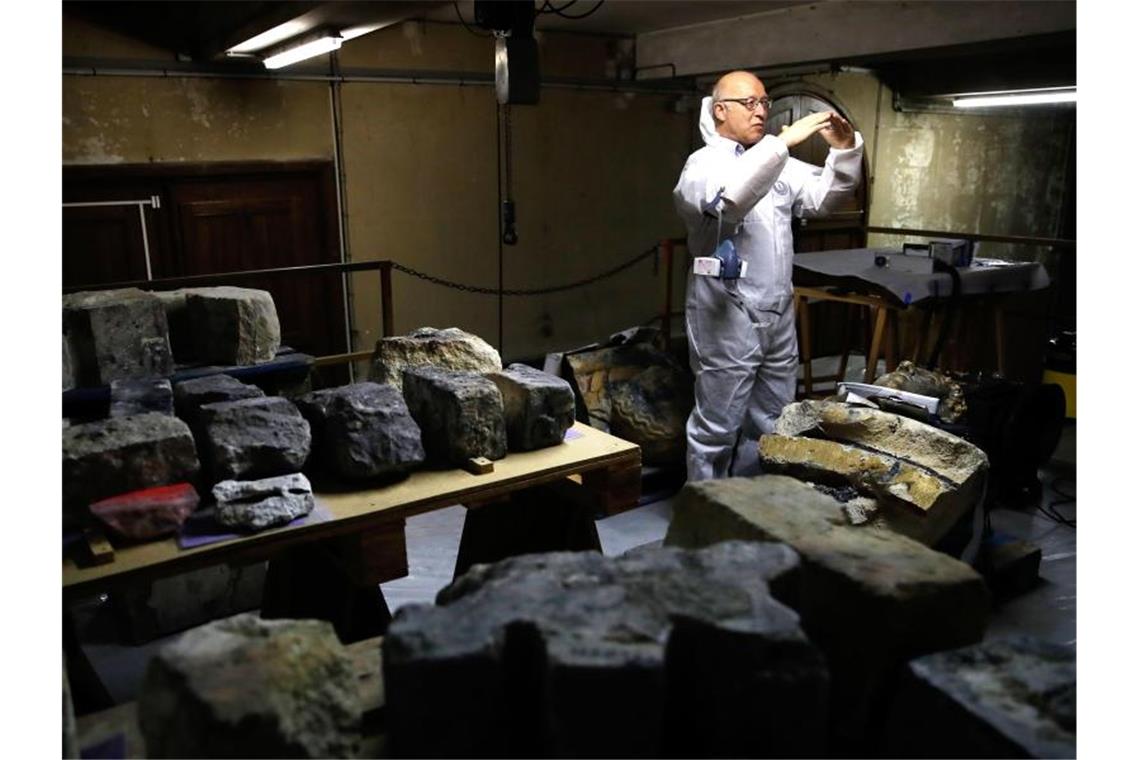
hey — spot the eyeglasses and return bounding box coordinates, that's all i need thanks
[717,96,773,112]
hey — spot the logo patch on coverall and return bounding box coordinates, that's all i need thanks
[773,180,789,195]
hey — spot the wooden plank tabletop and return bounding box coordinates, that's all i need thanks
[64,422,640,597]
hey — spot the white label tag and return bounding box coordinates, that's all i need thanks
[693,257,722,276]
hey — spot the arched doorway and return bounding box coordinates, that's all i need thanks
[764,85,868,252]
[765,85,871,380]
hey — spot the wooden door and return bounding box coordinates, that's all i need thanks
[63,162,347,364]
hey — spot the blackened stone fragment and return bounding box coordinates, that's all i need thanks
[200,396,310,481]
[402,367,507,466]
[295,382,425,479]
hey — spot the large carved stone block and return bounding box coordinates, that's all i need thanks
[185,286,281,365]
[212,473,315,531]
[485,363,574,451]
[665,475,989,753]
[886,637,1075,759]
[666,476,989,661]
[369,327,501,391]
[200,396,311,481]
[402,367,507,466]
[63,288,173,386]
[296,382,425,479]
[152,289,195,363]
[138,613,361,758]
[384,542,827,758]
[774,400,987,487]
[758,434,981,546]
[63,413,200,523]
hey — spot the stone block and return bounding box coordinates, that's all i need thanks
[89,482,199,540]
[138,613,361,758]
[63,413,199,522]
[402,367,507,466]
[665,475,989,753]
[110,378,174,418]
[384,542,827,758]
[369,326,501,391]
[774,400,987,486]
[666,476,988,661]
[185,286,281,365]
[759,434,982,546]
[212,473,315,532]
[63,288,173,386]
[608,364,693,466]
[485,363,574,451]
[885,637,1075,758]
[173,374,265,427]
[200,396,311,481]
[295,382,425,479]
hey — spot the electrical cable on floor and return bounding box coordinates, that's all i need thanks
[1036,476,1076,528]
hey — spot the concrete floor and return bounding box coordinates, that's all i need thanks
[70,354,1078,709]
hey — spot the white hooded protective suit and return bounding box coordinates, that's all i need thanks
[673,97,864,480]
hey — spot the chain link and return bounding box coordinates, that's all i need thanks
[389,244,661,296]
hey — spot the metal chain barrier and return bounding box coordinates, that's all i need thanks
[389,244,661,296]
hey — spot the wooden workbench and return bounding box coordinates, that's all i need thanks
[64,423,642,617]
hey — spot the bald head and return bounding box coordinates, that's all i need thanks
[711,70,770,146]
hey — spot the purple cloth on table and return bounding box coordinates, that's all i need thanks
[177,501,332,549]
[564,428,584,441]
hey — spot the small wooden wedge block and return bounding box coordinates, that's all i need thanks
[83,528,115,565]
[464,457,494,475]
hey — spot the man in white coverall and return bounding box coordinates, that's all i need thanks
[673,70,864,481]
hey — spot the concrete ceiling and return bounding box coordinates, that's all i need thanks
[63,0,1076,95]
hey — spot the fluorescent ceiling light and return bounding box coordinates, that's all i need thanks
[227,20,310,54]
[263,35,343,70]
[952,88,1076,109]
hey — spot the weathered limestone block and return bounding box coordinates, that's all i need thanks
[485,363,574,451]
[212,473,315,531]
[138,613,361,758]
[774,400,987,486]
[200,396,311,481]
[886,637,1075,759]
[185,286,281,365]
[296,382,425,479]
[369,326,501,391]
[759,434,981,546]
[665,475,989,753]
[63,413,200,520]
[385,542,827,758]
[666,476,988,660]
[173,374,265,426]
[110,378,174,418]
[90,483,200,540]
[63,288,173,386]
[402,367,507,466]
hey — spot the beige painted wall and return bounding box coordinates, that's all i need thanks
[62,14,1071,367]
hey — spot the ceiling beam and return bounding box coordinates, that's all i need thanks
[634,0,1076,78]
